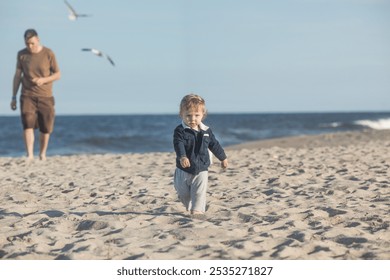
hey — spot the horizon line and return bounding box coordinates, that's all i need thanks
[1,110,390,117]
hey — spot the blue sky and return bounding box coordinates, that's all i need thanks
[1,0,389,115]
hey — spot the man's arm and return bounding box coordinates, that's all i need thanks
[11,68,22,110]
[32,70,61,86]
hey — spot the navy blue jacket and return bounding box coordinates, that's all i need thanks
[173,122,227,175]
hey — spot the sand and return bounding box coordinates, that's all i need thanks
[0,129,389,260]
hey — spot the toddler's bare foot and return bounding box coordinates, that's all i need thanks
[190,211,207,220]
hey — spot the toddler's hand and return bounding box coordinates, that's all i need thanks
[221,159,228,169]
[180,157,190,168]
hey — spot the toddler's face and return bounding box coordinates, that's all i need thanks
[181,106,205,130]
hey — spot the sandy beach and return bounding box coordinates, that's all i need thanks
[0,129,389,260]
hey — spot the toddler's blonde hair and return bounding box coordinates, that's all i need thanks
[179,94,207,119]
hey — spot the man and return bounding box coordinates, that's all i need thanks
[11,29,61,160]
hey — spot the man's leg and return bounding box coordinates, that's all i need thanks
[23,128,34,160]
[37,96,55,161]
[39,133,50,160]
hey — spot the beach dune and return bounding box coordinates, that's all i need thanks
[0,130,389,259]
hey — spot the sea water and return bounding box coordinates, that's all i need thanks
[1,112,389,157]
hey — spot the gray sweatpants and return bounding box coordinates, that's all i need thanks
[173,168,208,213]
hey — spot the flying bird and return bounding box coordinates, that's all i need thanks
[81,48,115,66]
[64,0,91,21]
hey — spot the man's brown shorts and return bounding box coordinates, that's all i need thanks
[20,95,55,134]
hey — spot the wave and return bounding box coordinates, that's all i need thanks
[320,122,342,128]
[354,118,390,130]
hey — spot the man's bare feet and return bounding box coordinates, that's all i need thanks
[26,155,34,162]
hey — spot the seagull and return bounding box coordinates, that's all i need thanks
[64,0,91,21]
[81,48,115,66]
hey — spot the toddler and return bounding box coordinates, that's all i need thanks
[173,94,228,218]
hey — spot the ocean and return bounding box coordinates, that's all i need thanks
[1,112,390,157]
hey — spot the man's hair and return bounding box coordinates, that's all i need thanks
[179,94,207,118]
[24,29,38,41]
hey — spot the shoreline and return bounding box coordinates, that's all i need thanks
[226,129,390,150]
[0,129,389,259]
[2,129,389,159]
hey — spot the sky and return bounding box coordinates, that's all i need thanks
[1,0,389,115]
